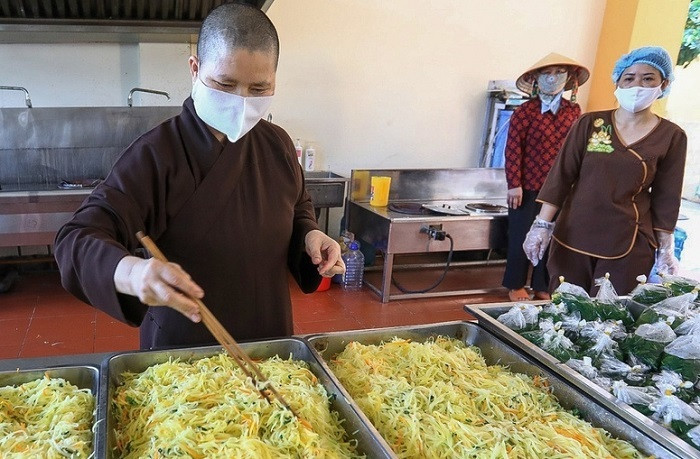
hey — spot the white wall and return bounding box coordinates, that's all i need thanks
[268,0,606,174]
[0,42,191,107]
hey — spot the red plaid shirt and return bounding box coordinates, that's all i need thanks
[505,98,581,190]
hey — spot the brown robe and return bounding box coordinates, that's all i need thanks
[538,110,687,259]
[54,97,321,349]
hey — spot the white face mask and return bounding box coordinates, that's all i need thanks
[191,77,273,142]
[614,85,662,113]
[537,72,568,95]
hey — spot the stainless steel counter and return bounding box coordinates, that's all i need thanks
[347,168,508,302]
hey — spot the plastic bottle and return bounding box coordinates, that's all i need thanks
[295,139,303,165]
[342,241,364,290]
[304,145,316,171]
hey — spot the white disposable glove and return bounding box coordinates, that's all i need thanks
[655,231,680,275]
[523,216,555,266]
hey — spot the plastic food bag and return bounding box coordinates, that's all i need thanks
[592,276,635,326]
[560,312,586,340]
[595,273,618,302]
[688,425,700,448]
[565,356,599,380]
[661,335,700,383]
[595,299,635,327]
[635,292,696,329]
[652,370,696,403]
[661,274,700,296]
[621,322,676,369]
[612,380,660,415]
[629,275,672,306]
[497,303,541,331]
[521,326,577,362]
[599,357,650,385]
[650,392,700,436]
[674,314,700,336]
[577,323,624,362]
[538,301,568,323]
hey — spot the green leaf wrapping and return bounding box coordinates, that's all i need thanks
[660,354,700,384]
[635,308,684,329]
[554,292,599,321]
[630,286,672,306]
[596,300,635,327]
[621,335,669,369]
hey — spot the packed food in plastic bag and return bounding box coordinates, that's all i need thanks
[661,274,700,296]
[496,303,541,331]
[635,291,697,329]
[629,275,672,306]
[661,334,700,383]
[577,322,624,362]
[621,322,676,369]
[674,314,700,336]
[565,356,598,379]
[538,301,568,323]
[521,324,577,362]
[599,357,650,385]
[652,370,696,403]
[650,391,700,437]
[612,380,660,416]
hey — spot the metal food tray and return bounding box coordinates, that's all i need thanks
[305,320,679,459]
[466,302,700,459]
[0,365,102,457]
[104,338,393,458]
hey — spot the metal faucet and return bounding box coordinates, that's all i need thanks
[0,86,32,108]
[128,87,170,107]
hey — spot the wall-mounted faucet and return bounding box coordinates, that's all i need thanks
[0,86,32,108]
[128,87,170,107]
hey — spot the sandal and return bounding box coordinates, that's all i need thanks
[534,291,551,301]
[508,288,530,302]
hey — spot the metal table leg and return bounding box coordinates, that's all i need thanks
[379,252,395,303]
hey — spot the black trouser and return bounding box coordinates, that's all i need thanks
[502,189,549,292]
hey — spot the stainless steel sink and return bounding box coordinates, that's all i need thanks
[304,171,348,182]
[303,171,349,208]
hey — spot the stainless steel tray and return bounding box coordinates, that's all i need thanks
[466,303,700,459]
[305,320,679,459]
[104,338,393,458]
[0,365,101,458]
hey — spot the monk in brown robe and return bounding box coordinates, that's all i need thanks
[54,4,345,349]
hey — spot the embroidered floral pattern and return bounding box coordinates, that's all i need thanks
[587,119,614,153]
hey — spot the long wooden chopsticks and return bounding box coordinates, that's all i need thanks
[136,231,301,419]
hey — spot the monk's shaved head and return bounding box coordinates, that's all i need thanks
[197,3,279,69]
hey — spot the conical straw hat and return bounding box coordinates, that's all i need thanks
[516,52,590,95]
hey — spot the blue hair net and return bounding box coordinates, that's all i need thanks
[611,46,674,97]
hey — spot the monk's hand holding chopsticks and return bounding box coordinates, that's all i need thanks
[113,253,204,323]
[304,229,346,277]
[134,232,306,421]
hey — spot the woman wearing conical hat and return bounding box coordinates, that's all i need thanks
[523,46,687,295]
[503,52,589,302]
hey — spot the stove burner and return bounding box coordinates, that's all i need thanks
[464,202,507,214]
[421,203,470,215]
[388,202,431,215]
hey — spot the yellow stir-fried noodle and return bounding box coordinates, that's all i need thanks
[329,337,646,459]
[112,353,363,458]
[0,375,95,458]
